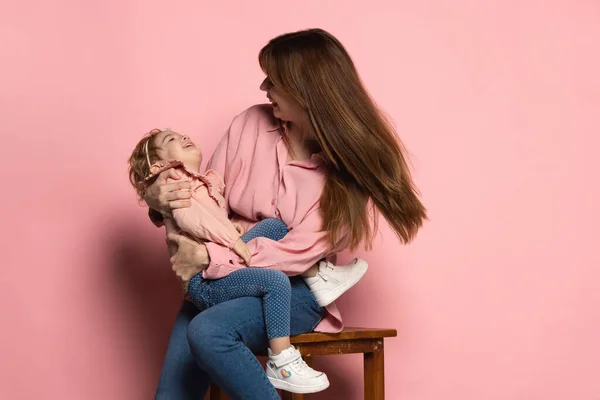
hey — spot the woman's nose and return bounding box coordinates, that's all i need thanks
[260,77,273,92]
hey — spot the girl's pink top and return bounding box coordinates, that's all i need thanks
[147,160,241,250]
[204,104,347,332]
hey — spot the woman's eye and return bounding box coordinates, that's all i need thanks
[168,138,174,142]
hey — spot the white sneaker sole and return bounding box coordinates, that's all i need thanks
[315,259,369,307]
[268,376,330,394]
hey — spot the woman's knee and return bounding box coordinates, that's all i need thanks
[186,314,234,360]
[186,297,270,356]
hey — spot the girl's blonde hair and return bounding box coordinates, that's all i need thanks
[128,128,163,200]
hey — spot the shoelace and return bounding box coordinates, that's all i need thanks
[290,357,311,374]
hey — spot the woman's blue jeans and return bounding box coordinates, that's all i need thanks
[154,220,324,399]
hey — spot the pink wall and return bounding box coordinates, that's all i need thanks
[2,0,599,399]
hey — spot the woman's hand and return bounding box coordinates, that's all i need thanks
[144,168,192,216]
[167,232,210,283]
[163,219,179,258]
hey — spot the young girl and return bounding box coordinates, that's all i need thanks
[128,128,368,393]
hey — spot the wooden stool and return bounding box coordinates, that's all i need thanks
[209,327,397,400]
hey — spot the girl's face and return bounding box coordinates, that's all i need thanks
[260,77,307,126]
[154,130,202,168]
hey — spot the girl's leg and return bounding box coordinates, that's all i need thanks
[191,265,328,393]
[155,218,303,399]
[241,218,288,243]
[187,277,323,400]
[206,268,292,339]
[192,269,290,349]
[186,217,289,311]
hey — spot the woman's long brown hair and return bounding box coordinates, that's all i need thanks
[259,29,427,250]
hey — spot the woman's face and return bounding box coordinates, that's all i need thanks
[260,77,306,125]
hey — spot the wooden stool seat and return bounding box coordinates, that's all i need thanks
[210,327,397,400]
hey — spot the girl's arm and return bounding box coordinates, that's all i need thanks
[166,171,251,264]
[171,198,251,265]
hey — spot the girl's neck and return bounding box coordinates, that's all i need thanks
[178,159,201,174]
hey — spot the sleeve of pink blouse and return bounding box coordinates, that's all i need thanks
[204,204,347,278]
[205,128,230,196]
[170,184,240,250]
[245,205,338,275]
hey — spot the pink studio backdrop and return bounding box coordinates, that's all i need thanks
[1,1,599,399]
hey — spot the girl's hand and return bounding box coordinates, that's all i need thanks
[144,168,192,216]
[167,232,210,282]
[232,238,252,265]
[232,221,246,236]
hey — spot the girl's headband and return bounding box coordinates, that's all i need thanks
[144,128,171,168]
[144,137,152,168]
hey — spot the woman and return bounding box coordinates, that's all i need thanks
[145,28,427,399]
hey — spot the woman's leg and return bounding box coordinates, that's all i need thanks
[187,277,323,400]
[200,268,292,339]
[155,218,300,399]
[154,301,211,399]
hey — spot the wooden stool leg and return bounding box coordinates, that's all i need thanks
[281,355,312,400]
[364,340,384,400]
[281,391,306,400]
[210,382,229,400]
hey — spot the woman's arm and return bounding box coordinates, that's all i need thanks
[167,232,210,282]
[163,218,179,258]
[205,126,230,182]
[204,204,347,278]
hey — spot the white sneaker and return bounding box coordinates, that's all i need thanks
[266,346,329,394]
[304,258,369,307]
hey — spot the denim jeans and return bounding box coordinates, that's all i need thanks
[188,268,293,338]
[187,218,293,338]
[154,279,323,399]
[155,218,324,399]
